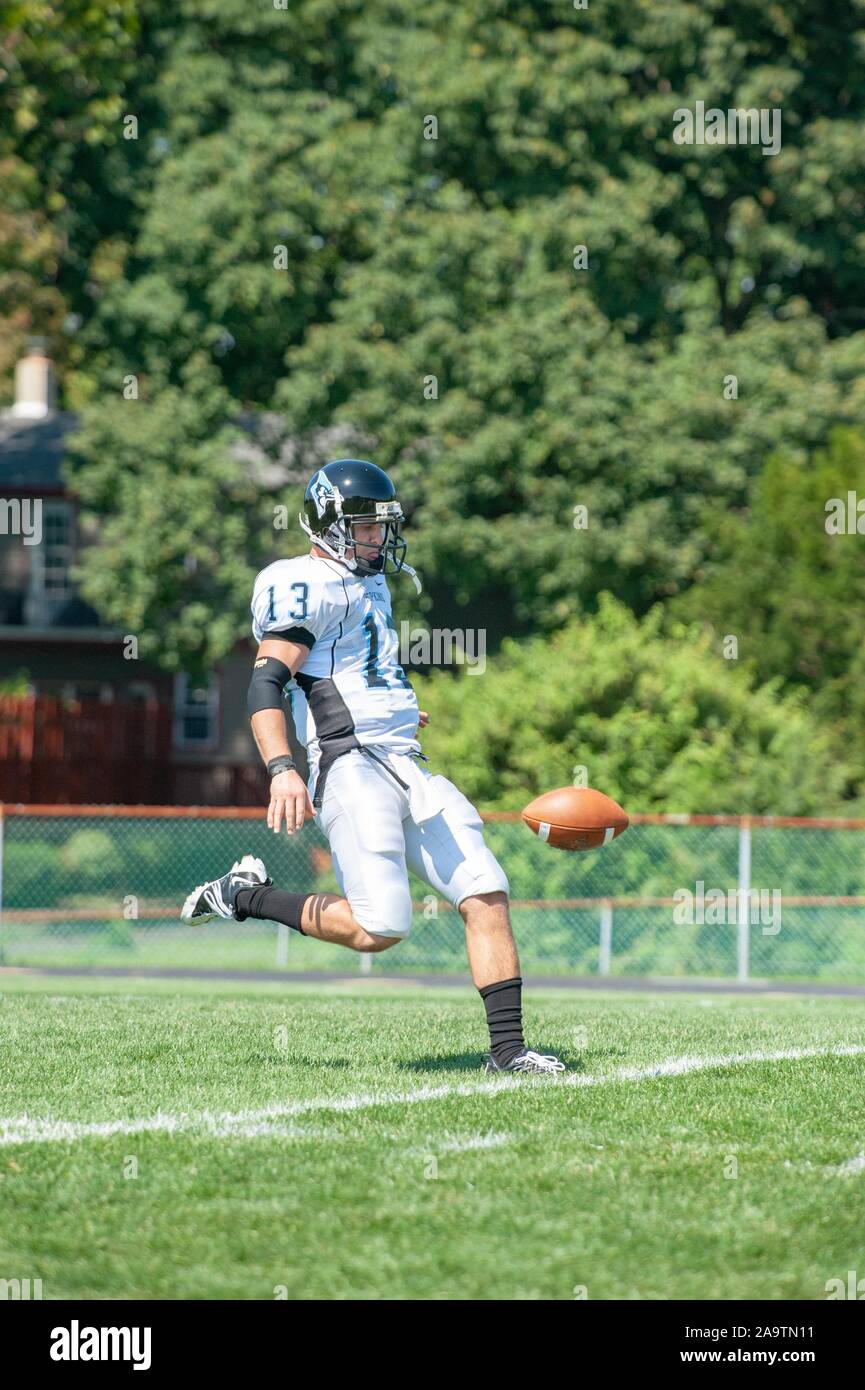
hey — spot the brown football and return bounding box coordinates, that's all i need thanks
[521,786,629,852]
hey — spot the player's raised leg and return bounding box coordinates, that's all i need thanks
[181,860,399,953]
[236,881,400,954]
[181,755,415,954]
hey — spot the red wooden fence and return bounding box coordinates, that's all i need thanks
[0,696,267,806]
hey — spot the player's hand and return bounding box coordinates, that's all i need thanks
[418,710,430,728]
[268,769,313,836]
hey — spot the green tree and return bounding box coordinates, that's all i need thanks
[675,428,865,689]
[0,0,147,394]
[673,427,865,789]
[7,0,864,686]
[64,355,271,678]
[414,594,853,814]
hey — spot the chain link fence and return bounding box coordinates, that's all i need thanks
[2,806,865,981]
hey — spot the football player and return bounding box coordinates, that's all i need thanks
[182,459,565,1074]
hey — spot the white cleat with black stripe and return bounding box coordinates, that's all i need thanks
[180,854,271,925]
[484,1049,567,1075]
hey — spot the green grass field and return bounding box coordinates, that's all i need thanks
[1,974,864,1300]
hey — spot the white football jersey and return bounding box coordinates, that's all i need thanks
[251,553,420,801]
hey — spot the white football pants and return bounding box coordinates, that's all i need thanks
[316,748,509,938]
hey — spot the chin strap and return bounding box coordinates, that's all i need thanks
[299,513,354,569]
[400,562,422,594]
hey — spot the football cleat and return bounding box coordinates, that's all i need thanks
[180,854,271,925]
[484,1049,567,1075]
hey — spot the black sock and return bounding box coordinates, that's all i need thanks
[235,885,309,934]
[479,976,525,1066]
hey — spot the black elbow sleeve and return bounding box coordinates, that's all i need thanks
[247,656,292,716]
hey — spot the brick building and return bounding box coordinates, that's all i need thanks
[0,344,270,805]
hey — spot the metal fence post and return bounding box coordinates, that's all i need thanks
[737,820,751,983]
[275,921,289,968]
[599,900,612,976]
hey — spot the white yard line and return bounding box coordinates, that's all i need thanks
[1,1043,863,1148]
[825,1150,865,1176]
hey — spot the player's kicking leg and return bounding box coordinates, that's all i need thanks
[181,858,563,1070]
[180,755,565,1073]
[182,863,562,1072]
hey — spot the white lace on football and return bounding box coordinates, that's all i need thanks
[511,1051,566,1074]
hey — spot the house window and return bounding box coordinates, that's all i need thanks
[42,503,73,594]
[25,499,74,623]
[173,674,220,750]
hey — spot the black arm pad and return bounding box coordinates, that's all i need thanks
[247,655,292,716]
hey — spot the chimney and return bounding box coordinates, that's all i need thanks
[11,338,57,418]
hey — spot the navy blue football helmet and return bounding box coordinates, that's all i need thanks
[300,459,420,589]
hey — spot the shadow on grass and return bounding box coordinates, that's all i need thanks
[400,1050,594,1074]
[399,1052,488,1073]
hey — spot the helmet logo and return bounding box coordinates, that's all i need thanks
[310,469,340,520]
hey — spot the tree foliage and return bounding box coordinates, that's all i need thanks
[415,595,853,815]
[4,1,865,801]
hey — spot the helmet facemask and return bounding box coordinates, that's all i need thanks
[344,512,408,578]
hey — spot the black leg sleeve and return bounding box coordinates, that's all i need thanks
[234,885,310,934]
[479,976,525,1066]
